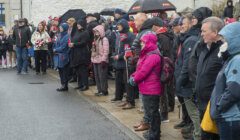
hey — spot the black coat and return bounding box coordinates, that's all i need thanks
[70,28,90,67]
[195,41,223,110]
[13,25,31,47]
[87,20,99,50]
[157,31,174,60]
[175,26,201,98]
[0,35,8,51]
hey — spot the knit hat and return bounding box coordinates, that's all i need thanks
[77,19,87,29]
[151,17,164,27]
[192,7,212,23]
[114,8,122,15]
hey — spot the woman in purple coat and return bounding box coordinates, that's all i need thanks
[129,33,163,140]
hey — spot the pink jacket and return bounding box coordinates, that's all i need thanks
[132,33,163,95]
[91,25,109,64]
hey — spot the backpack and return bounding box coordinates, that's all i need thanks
[147,51,174,83]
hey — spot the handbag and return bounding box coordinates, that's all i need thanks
[201,102,218,134]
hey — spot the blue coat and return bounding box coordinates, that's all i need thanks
[53,34,70,68]
[210,22,240,121]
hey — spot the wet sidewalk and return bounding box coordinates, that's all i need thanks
[49,70,184,140]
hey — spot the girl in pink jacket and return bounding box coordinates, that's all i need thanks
[91,25,109,96]
[129,33,163,140]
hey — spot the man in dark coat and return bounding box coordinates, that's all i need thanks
[175,13,201,140]
[69,19,90,91]
[151,17,175,122]
[195,17,224,140]
[13,18,31,74]
[111,19,136,109]
[224,0,234,18]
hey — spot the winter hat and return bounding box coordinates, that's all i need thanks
[114,8,122,15]
[77,19,87,29]
[117,19,129,33]
[151,17,164,27]
[60,23,69,32]
[93,13,101,21]
[192,7,212,23]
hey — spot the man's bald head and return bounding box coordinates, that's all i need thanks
[134,13,148,30]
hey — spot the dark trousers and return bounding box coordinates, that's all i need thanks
[34,50,47,73]
[76,64,89,87]
[178,96,192,124]
[58,64,70,88]
[115,69,128,100]
[126,66,136,106]
[167,80,175,110]
[142,94,161,140]
[216,119,240,140]
[199,110,219,140]
[160,84,169,114]
[93,63,108,93]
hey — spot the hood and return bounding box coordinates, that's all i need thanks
[93,25,105,38]
[219,22,240,55]
[227,0,233,7]
[192,7,212,24]
[117,19,129,33]
[140,33,159,56]
[140,19,153,32]
[60,23,69,37]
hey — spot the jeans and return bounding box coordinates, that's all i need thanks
[216,119,240,140]
[142,94,161,140]
[16,47,28,73]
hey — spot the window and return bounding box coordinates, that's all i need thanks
[0,3,5,26]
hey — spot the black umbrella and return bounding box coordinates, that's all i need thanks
[100,8,127,16]
[128,0,176,14]
[59,9,86,24]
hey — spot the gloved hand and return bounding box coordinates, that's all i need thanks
[129,76,136,86]
[101,61,108,69]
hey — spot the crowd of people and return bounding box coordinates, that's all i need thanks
[0,0,240,140]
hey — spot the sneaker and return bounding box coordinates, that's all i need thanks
[22,72,28,75]
[2,65,7,69]
[161,112,170,123]
[95,92,108,96]
[161,119,170,123]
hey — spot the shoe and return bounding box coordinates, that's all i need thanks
[122,103,135,110]
[181,124,193,134]
[22,72,28,75]
[42,72,47,75]
[36,72,40,75]
[17,72,21,75]
[133,121,144,129]
[117,102,128,107]
[56,87,68,92]
[111,98,121,103]
[95,92,108,96]
[134,123,150,131]
[174,121,187,129]
[75,86,83,90]
[69,79,77,83]
[161,112,170,123]
[182,133,193,139]
[80,86,89,91]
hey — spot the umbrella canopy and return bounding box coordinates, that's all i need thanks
[100,8,127,16]
[128,0,176,14]
[59,9,86,24]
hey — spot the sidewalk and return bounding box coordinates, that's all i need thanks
[49,70,184,140]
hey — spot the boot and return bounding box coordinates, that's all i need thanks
[134,123,150,131]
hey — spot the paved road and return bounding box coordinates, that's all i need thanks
[0,69,131,140]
